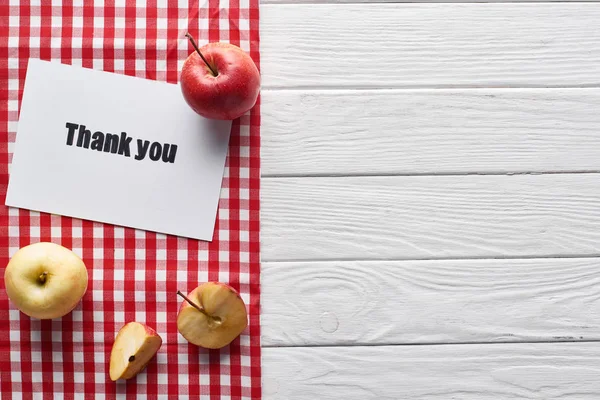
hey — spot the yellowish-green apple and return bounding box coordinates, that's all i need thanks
[4,242,88,319]
[109,322,163,381]
[177,283,248,349]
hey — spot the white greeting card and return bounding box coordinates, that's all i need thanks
[6,59,232,241]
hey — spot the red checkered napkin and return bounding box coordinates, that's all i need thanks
[0,1,261,399]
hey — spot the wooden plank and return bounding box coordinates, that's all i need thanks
[262,258,600,346]
[263,343,600,399]
[262,89,600,176]
[261,4,600,88]
[262,174,600,261]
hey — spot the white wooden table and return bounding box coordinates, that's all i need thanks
[258,2,600,398]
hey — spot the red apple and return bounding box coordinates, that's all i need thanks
[180,33,260,120]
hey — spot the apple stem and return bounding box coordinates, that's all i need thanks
[38,271,48,284]
[177,290,210,318]
[185,33,218,77]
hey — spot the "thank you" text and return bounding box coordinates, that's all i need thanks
[65,122,178,163]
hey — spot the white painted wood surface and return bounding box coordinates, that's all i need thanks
[263,343,600,399]
[261,4,600,88]
[262,174,600,261]
[262,258,600,347]
[262,89,600,176]
[259,1,600,397]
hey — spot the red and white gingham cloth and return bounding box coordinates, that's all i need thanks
[0,1,261,398]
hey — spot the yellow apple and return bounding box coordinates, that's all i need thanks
[4,242,88,319]
[177,282,248,349]
[109,322,163,381]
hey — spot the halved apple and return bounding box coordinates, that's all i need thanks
[109,322,162,381]
[177,282,248,349]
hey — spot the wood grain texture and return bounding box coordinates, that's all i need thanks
[262,89,600,176]
[261,4,600,88]
[262,174,600,261]
[263,343,600,399]
[262,258,600,346]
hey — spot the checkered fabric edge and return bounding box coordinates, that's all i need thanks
[0,1,261,399]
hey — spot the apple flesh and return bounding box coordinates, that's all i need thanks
[4,242,88,319]
[177,282,248,349]
[109,322,163,381]
[180,36,260,120]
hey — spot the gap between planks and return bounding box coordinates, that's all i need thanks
[263,1,600,4]
[263,84,600,90]
[262,253,600,263]
[262,170,600,178]
[262,338,600,348]
[262,86,600,92]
